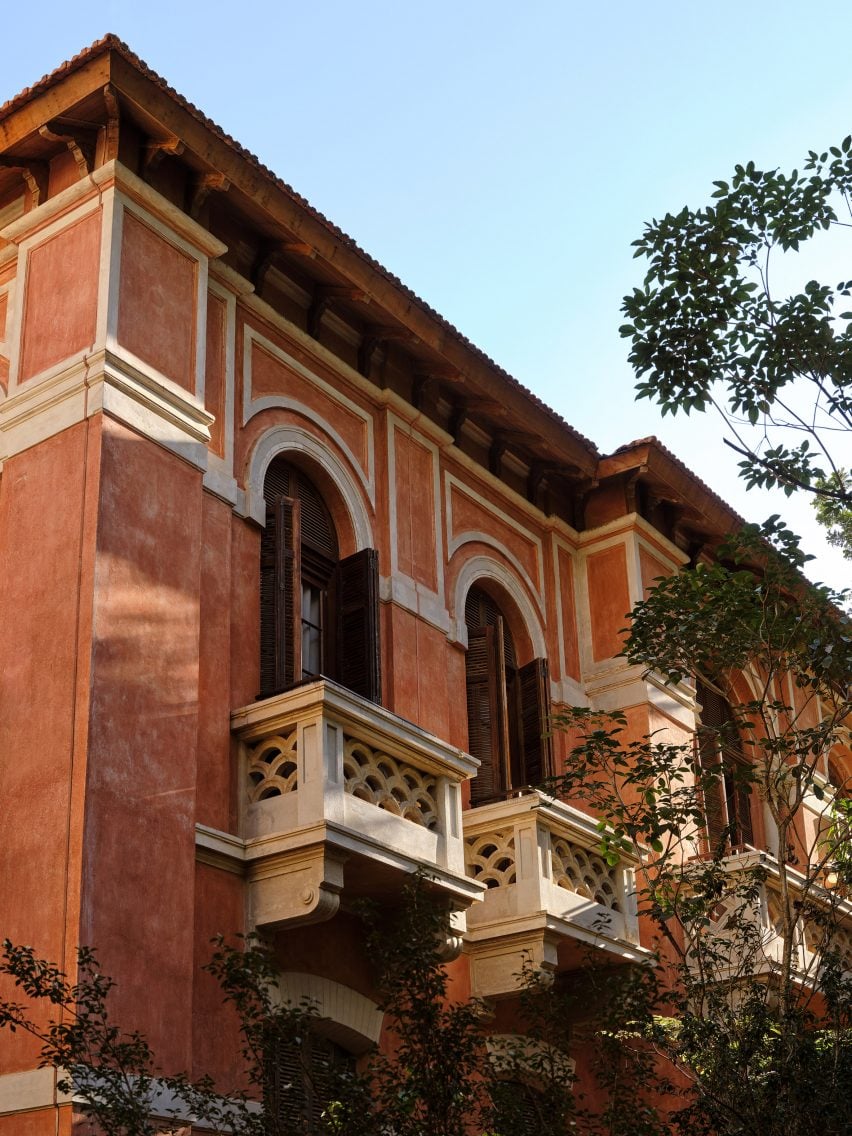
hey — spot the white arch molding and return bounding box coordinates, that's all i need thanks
[274,972,383,1054]
[243,424,373,551]
[451,554,547,657]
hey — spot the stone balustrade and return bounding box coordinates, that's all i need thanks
[196,679,483,931]
[461,791,645,998]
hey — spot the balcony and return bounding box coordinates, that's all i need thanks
[197,679,484,931]
[704,851,852,984]
[461,791,646,998]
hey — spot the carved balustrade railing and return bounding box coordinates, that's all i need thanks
[197,679,482,931]
[697,850,852,985]
[461,791,644,997]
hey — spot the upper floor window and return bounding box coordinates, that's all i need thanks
[260,458,381,703]
[464,586,552,806]
[696,678,757,852]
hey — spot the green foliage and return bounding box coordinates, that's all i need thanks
[0,940,183,1135]
[621,145,852,550]
[552,522,852,1136]
[0,883,589,1136]
[814,469,852,560]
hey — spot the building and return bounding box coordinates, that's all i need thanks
[1,36,848,1132]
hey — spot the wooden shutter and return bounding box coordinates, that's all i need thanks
[696,679,758,853]
[334,548,381,704]
[467,624,509,805]
[731,763,756,848]
[259,496,300,697]
[696,680,730,852]
[516,657,552,788]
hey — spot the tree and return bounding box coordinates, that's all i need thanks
[554,519,852,1136]
[620,146,852,553]
[0,878,590,1136]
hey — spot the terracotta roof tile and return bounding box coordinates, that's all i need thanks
[610,435,745,526]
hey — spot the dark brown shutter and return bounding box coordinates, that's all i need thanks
[467,624,508,805]
[516,657,552,787]
[696,680,729,852]
[696,679,758,853]
[734,777,755,847]
[260,496,300,697]
[334,548,381,703]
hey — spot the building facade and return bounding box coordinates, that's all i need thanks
[0,37,847,1132]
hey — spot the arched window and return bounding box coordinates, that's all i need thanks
[260,458,381,702]
[464,586,551,806]
[696,678,756,852]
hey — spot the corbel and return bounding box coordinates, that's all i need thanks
[102,84,120,161]
[0,158,49,207]
[571,477,598,533]
[448,401,469,445]
[190,171,230,219]
[309,285,371,339]
[411,373,438,411]
[686,536,709,569]
[143,134,185,173]
[527,461,548,505]
[357,331,383,377]
[357,322,415,378]
[527,462,582,504]
[623,470,644,515]
[38,120,99,177]
[251,241,279,293]
[489,433,509,478]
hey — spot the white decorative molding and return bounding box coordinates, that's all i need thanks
[378,574,451,634]
[0,348,213,468]
[242,423,373,550]
[2,194,104,396]
[202,277,238,501]
[275,973,383,1052]
[386,411,446,604]
[449,554,547,658]
[241,324,375,503]
[106,192,214,405]
[444,472,546,604]
[551,676,588,709]
[0,1067,71,1115]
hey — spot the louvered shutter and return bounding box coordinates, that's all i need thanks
[467,625,508,805]
[696,681,730,852]
[260,496,301,697]
[516,657,552,787]
[734,775,755,848]
[267,1032,308,1132]
[334,548,381,704]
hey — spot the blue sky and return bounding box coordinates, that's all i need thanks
[4,1,851,589]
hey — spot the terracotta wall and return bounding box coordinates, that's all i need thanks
[79,417,203,1070]
[0,419,100,1072]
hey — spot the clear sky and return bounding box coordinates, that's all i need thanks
[4,1,851,590]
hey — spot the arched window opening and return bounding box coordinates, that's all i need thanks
[465,586,551,806]
[260,458,381,703]
[696,678,757,852]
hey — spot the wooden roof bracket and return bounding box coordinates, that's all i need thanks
[143,133,185,174]
[38,119,98,177]
[0,157,49,207]
[190,171,230,219]
[102,84,120,162]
